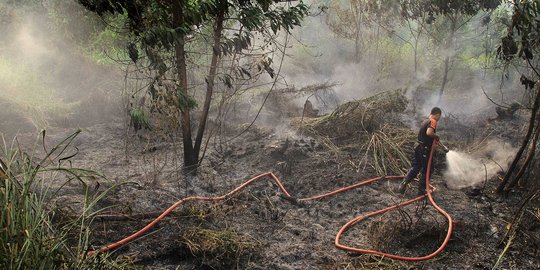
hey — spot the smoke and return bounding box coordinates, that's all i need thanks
[444,140,516,189]
[278,4,526,126]
[283,16,418,106]
[15,24,50,60]
[0,2,123,136]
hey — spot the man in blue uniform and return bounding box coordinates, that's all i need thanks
[398,107,442,195]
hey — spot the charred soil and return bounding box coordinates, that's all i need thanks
[14,104,540,270]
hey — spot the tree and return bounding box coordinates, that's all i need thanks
[403,7,428,77]
[325,0,400,63]
[495,0,540,194]
[400,0,501,103]
[77,0,308,172]
[324,0,499,100]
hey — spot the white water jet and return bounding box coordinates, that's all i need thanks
[444,140,516,189]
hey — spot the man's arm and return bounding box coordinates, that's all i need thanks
[426,127,439,140]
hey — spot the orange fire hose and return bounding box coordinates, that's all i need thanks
[335,141,453,261]
[90,141,453,261]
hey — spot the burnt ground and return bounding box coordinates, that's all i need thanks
[12,113,540,270]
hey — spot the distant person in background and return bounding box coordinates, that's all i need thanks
[397,107,442,195]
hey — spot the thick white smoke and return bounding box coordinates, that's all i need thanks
[444,140,517,189]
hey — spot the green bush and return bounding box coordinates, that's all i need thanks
[129,108,150,130]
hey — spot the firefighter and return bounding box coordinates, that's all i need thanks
[397,107,442,195]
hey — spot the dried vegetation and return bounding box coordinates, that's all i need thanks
[180,227,258,269]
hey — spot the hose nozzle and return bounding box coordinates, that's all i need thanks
[439,141,450,153]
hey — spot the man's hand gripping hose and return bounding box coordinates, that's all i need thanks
[438,140,450,153]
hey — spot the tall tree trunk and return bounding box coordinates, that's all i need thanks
[437,56,450,104]
[413,39,418,76]
[512,118,539,188]
[413,19,425,78]
[194,9,225,163]
[353,7,361,63]
[354,25,360,63]
[497,86,540,193]
[437,19,456,104]
[172,0,197,170]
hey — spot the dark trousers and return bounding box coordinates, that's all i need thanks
[403,144,433,192]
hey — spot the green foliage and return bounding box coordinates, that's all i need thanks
[78,0,309,166]
[0,131,135,269]
[325,0,403,62]
[2,0,128,66]
[45,0,105,45]
[85,13,130,64]
[129,107,149,128]
[401,0,501,19]
[497,0,539,62]
[327,0,401,39]
[1,175,63,269]
[177,89,199,111]
[218,31,253,56]
[264,3,309,34]
[77,0,308,68]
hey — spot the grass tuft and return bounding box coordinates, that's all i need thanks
[181,226,257,269]
[0,130,135,269]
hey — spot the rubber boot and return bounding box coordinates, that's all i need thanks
[397,179,410,194]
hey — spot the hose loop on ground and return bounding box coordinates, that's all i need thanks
[91,141,452,261]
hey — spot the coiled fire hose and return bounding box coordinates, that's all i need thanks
[90,140,453,261]
[334,140,453,260]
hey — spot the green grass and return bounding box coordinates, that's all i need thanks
[129,107,149,129]
[0,130,136,269]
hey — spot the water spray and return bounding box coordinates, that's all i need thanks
[443,140,516,189]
